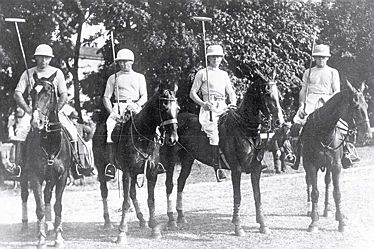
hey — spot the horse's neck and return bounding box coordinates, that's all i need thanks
[133,100,159,138]
[236,91,260,123]
[312,92,349,130]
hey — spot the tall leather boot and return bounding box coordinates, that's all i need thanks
[291,138,301,170]
[104,143,116,180]
[212,145,226,182]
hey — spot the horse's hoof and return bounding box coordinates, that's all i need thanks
[177,216,187,224]
[46,221,54,233]
[103,221,113,230]
[338,224,346,233]
[307,211,312,217]
[37,242,47,249]
[260,226,271,234]
[151,226,162,239]
[54,239,64,248]
[167,220,178,231]
[323,210,333,218]
[115,234,127,245]
[234,226,246,237]
[307,225,319,233]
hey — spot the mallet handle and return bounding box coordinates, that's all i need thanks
[110,31,120,115]
[192,16,212,22]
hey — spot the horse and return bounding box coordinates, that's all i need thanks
[20,71,74,248]
[160,69,284,236]
[301,80,371,232]
[92,84,179,244]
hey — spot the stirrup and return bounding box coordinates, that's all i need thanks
[104,163,116,179]
[216,168,227,182]
[8,164,22,178]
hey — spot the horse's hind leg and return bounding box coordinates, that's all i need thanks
[53,175,68,248]
[176,152,194,225]
[44,181,54,234]
[332,166,347,232]
[307,166,320,232]
[323,169,333,217]
[251,161,270,234]
[130,176,146,229]
[20,172,29,232]
[147,173,162,239]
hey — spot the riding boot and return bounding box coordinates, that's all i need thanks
[212,145,226,182]
[291,138,301,170]
[104,143,116,180]
[2,143,21,177]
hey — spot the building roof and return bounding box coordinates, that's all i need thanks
[79,46,104,60]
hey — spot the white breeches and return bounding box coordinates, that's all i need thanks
[106,102,141,143]
[293,93,332,125]
[59,113,78,141]
[199,100,227,146]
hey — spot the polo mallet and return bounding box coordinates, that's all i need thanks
[192,16,213,121]
[5,18,32,100]
[302,31,317,117]
[110,30,121,115]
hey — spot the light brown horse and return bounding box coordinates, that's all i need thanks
[301,80,371,232]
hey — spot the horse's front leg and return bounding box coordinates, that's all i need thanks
[272,150,281,174]
[306,173,312,216]
[53,171,68,248]
[165,159,177,230]
[147,172,162,239]
[323,169,333,217]
[130,175,147,229]
[251,160,270,234]
[229,162,245,237]
[306,165,320,232]
[99,178,112,229]
[332,164,347,232]
[30,176,46,248]
[20,170,29,233]
[176,153,194,225]
[44,181,54,234]
[116,169,131,245]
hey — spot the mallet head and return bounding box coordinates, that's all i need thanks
[5,18,26,23]
[191,16,212,22]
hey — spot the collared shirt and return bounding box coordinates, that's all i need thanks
[302,65,340,95]
[103,70,147,106]
[14,66,67,95]
[191,67,232,101]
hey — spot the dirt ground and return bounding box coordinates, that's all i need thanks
[0,146,373,249]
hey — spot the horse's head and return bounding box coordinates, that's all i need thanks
[255,68,285,129]
[30,71,58,129]
[157,83,180,146]
[345,80,372,142]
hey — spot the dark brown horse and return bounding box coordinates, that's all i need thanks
[301,81,371,232]
[160,70,284,236]
[21,72,74,248]
[92,84,179,244]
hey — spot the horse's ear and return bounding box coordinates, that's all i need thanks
[359,80,366,92]
[346,79,357,94]
[48,71,57,82]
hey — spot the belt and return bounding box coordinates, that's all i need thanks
[210,95,225,101]
[117,100,135,103]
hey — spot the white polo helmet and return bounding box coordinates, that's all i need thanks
[206,45,224,57]
[312,44,331,57]
[34,44,54,57]
[115,49,134,61]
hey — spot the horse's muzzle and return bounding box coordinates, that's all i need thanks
[166,134,178,146]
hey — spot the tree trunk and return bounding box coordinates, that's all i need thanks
[72,19,84,121]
